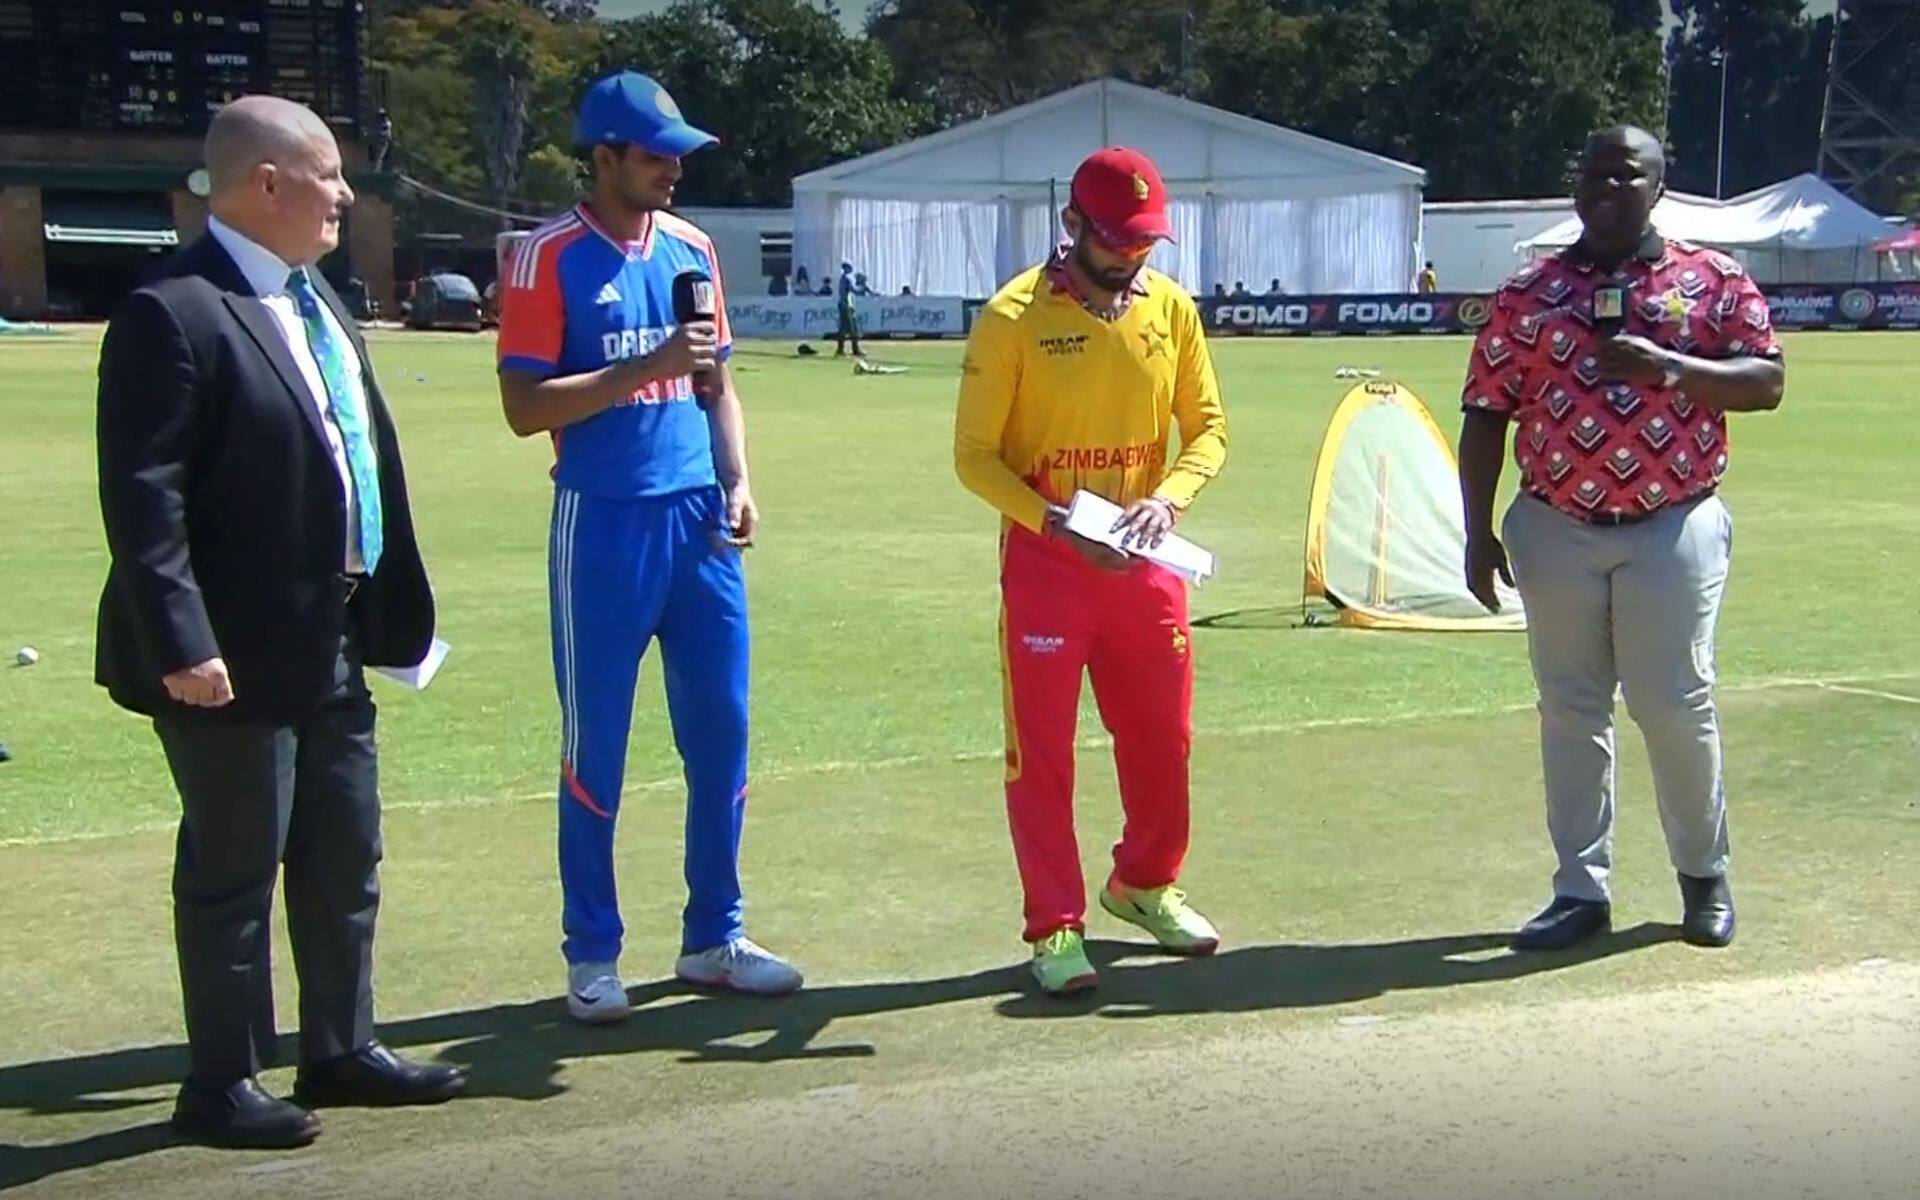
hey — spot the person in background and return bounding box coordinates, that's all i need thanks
[1457,124,1785,954]
[900,285,914,296]
[1419,261,1439,293]
[1266,278,1283,296]
[1211,283,1227,299]
[954,146,1228,995]
[853,272,873,297]
[1230,281,1252,300]
[792,265,811,294]
[834,261,864,357]
[368,108,393,173]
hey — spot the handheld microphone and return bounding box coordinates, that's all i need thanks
[671,269,718,408]
[671,268,746,546]
[1592,273,1628,336]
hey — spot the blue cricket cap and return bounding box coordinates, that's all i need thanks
[574,71,717,157]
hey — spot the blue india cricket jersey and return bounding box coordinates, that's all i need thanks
[497,203,734,498]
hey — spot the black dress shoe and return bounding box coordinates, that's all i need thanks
[294,1040,466,1108]
[1678,873,1736,947]
[171,1077,321,1150]
[1512,896,1612,951]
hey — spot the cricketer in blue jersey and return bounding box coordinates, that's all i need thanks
[496,70,802,1022]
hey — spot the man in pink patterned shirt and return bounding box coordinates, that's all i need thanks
[1458,126,1786,953]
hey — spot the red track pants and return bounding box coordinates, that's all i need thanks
[998,525,1194,943]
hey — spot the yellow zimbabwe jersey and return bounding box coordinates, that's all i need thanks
[953,264,1227,533]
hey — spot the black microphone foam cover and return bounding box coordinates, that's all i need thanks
[673,270,716,323]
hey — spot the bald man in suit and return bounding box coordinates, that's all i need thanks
[96,96,464,1149]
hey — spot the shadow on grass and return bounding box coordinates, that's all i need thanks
[0,923,1674,1188]
[1192,606,1308,630]
[998,925,1675,1018]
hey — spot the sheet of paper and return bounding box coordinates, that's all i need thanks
[1062,491,1216,584]
[371,637,451,690]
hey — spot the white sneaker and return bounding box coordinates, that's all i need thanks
[674,937,803,995]
[566,961,631,1024]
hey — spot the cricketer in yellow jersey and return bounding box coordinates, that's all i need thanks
[954,146,1228,994]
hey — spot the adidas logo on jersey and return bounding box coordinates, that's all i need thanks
[594,282,622,305]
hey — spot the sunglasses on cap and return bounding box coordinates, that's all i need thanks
[1072,208,1158,259]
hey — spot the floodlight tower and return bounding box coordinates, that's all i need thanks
[1816,0,1920,206]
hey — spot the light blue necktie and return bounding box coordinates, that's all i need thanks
[287,268,382,574]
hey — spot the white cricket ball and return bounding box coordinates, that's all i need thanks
[16,646,39,666]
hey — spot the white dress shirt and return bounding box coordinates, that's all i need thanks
[207,216,374,573]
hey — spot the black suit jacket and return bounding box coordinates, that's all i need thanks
[95,235,434,725]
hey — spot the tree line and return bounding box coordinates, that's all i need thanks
[368,0,1905,243]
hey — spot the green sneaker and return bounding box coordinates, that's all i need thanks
[1030,928,1098,994]
[1099,878,1220,955]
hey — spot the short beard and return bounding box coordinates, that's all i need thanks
[614,179,667,215]
[1072,238,1140,294]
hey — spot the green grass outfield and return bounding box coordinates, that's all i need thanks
[1,330,1916,1194]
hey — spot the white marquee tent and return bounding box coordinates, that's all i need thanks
[790,78,1426,299]
[1518,173,1897,284]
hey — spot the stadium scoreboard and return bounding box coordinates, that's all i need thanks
[0,1,364,134]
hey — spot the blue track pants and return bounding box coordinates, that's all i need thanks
[549,484,749,964]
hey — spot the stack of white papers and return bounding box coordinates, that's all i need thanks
[372,637,452,690]
[1062,491,1216,584]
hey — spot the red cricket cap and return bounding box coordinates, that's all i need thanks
[1070,146,1174,249]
